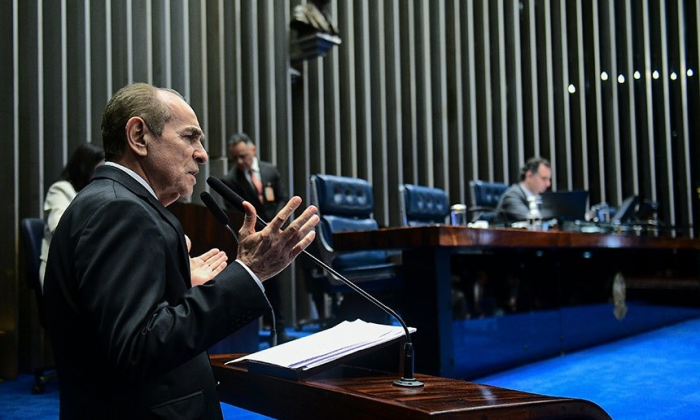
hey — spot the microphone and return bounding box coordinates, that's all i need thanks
[200,191,233,230]
[206,176,423,387]
[199,191,277,347]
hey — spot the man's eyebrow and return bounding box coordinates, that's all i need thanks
[181,126,205,141]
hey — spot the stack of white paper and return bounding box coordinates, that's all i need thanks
[227,319,415,372]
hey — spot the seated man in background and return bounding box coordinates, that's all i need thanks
[496,156,552,222]
[43,82,319,419]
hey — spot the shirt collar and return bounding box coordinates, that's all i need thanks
[105,161,158,199]
[519,182,536,198]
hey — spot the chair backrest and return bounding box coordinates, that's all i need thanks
[21,218,45,292]
[469,180,509,208]
[309,174,388,268]
[399,184,450,226]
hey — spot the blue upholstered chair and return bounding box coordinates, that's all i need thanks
[399,184,450,226]
[299,174,402,327]
[20,218,58,394]
[468,180,509,222]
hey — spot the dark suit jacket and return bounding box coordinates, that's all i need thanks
[43,165,270,419]
[496,183,532,222]
[222,160,287,222]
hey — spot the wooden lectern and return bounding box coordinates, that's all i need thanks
[211,354,612,420]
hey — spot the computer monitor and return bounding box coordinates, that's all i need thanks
[539,190,589,221]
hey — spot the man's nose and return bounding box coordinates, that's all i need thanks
[194,145,208,164]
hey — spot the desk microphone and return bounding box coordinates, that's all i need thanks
[200,191,278,347]
[205,176,423,387]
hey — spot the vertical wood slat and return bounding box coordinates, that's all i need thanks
[415,0,433,187]
[575,0,590,192]
[557,0,573,190]
[624,0,640,195]
[481,1,494,180]
[605,0,623,205]
[510,0,523,182]
[466,0,479,183]
[677,0,693,228]
[526,0,539,167]
[432,0,449,192]
[496,0,508,182]
[592,0,607,203]
[659,0,677,227]
[642,0,658,203]
[446,0,466,205]
[370,0,390,224]
[402,1,418,183]
[544,0,556,186]
[359,0,372,184]
[386,0,405,223]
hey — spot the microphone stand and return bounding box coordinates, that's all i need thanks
[200,192,278,347]
[205,177,424,387]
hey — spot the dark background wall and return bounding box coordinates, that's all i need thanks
[2,0,698,379]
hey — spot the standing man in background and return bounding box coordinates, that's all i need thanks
[223,133,292,343]
[496,156,552,222]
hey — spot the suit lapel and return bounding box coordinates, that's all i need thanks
[94,166,191,285]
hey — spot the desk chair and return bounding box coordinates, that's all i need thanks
[399,184,450,226]
[299,174,402,328]
[20,218,57,394]
[468,180,508,223]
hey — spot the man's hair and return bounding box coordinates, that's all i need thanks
[101,83,184,161]
[60,142,105,192]
[519,156,551,181]
[227,132,255,148]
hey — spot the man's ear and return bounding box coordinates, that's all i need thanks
[125,117,149,157]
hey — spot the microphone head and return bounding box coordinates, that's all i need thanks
[200,191,230,226]
[206,177,246,213]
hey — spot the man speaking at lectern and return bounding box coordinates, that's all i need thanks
[43,83,319,419]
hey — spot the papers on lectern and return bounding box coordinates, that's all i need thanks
[227,319,416,380]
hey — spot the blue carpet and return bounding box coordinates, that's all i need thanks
[475,317,700,420]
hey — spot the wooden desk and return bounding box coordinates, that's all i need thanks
[333,226,700,251]
[211,354,612,420]
[332,226,700,377]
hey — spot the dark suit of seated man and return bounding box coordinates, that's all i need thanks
[496,157,552,223]
[43,83,319,419]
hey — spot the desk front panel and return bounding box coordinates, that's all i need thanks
[332,226,700,378]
